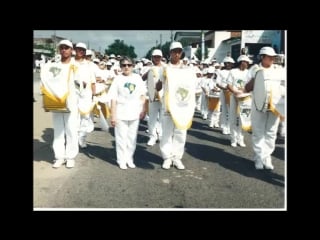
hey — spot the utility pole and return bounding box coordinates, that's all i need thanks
[53,30,57,54]
[201,30,205,61]
[170,30,173,42]
[160,34,162,46]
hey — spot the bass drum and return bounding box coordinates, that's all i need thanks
[253,69,269,113]
[253,68,285,118]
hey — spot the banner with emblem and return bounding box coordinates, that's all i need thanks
[40,62,75,112]
[165,67,195,130]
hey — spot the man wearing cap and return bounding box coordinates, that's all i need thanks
[40,39,80,169]
[74,42,96,152]
[155,42,197,170]
[145,49,165,146]
[243,46,285,170]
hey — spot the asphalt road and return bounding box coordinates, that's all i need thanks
[33,71,285,210]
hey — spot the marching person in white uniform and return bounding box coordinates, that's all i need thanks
[74,42,96,150]
[156,42,197,170]
[243,47,285,170]
[145,49,165,146]
[207,67,221,128]
[40,40,79,168]
[216,56,235,135]
[109,56,148,170]
[226,55,251,147]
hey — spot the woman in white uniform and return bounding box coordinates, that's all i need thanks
[109,56,147,170]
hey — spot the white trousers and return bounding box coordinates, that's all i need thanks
[52,111,79,160]
[251,107,280,162]
[220,91,230,131]
[195,93,202,111]
[114,119,140,165]
[148,101,162,139]
[160,113,187,160]
[200,92,208,117]
[229,95,243,143]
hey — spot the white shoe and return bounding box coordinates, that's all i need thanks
[231,142,237,147]
[79,137,87,148]
[127,162,136,169]
[119,163,127,170]
[52,159,66,168]
[147,137,157,146]
[263,156,274,170]
[173,159,185,170]
[255,160,264,170]
[66,159,75,168]
[162,158,172,169]
[238,141,246,147]
[222,129,230,135]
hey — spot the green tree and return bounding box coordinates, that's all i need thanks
[105,39,137,59]
[194,46,209,60]
[144,41,171,60]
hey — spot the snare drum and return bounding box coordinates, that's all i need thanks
[208,94,220,111]
[93,102,110,119]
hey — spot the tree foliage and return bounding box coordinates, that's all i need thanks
[144,41,172,61]
[194,46,209,61]
[105,39,137,59]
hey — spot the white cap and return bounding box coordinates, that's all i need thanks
[237,55,251,63]
[109,54,115,58]
[223,56,235,63]
[106,61,112,66]
[183,57,188,61]
[259,46,277,56]
[75,42,87,50]
[93,58,100,63]
[86,49,93,56]
[170,41,183,50]
[152,49,163,57]
[58,39,73,48]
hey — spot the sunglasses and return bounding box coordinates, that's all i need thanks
[121,64,132,67]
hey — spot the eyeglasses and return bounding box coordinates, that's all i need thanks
[121,64,132,67]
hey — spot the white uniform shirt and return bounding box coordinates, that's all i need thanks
[108,73,147,120]
[227,68,249,89]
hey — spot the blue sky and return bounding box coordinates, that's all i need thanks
[34,30,200,58]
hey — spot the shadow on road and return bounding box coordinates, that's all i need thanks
[33,128,54,163]
[186,142,284,187]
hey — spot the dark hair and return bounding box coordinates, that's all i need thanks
[120,56,133,65]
